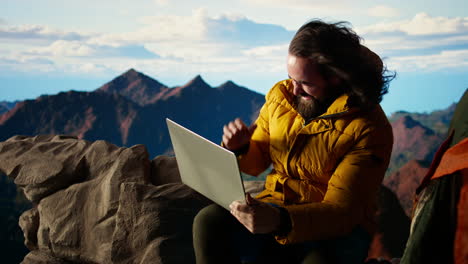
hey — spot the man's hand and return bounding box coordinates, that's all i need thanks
[229,193,281,234]
[222,118,257,152]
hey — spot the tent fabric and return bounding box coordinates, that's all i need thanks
[415,131,453,196]
[400,88,468,264]
[455,169,468,264]
[431,138,468,180]
[400,173,460,264]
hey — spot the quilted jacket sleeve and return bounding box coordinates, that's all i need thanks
[238,96,272,176]
[276,119,393,244]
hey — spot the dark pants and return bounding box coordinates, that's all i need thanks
[193,204,370,264]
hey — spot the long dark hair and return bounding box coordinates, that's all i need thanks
[289,20,395,109]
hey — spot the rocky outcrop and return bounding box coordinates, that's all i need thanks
[388,115,443,175]
[383,160,430,217]
[0,135,265,263]
[97,69,169,106]
[367,186,411,260]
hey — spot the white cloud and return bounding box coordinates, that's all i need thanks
[154,0,169,5]
[88,8,208,47]
[368,5,400,18]
[0,56,57,73]
[0,24,91,41]
[28,40,95,57]
[360,13,468,36]
[403,13,468,35]
[2,10,468,79]
[388,49,468,72]
[66,62,111,74]
[242,44,288,57]
[357,13,468,73]
[88,9,292,59]
[364,34,468,54]
[244,0,347,10]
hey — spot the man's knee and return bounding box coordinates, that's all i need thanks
[193,203,233,240]
[194,204,229,228]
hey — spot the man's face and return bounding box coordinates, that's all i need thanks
[287,53,337,119]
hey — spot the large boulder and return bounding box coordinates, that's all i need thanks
[0,135,266,263]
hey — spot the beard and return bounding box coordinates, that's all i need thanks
[292,85,345,121]
[293,95,326,121]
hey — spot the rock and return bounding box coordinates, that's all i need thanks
[0,135,151,203]
[0,135,87,202]
[150,155,181,185]
[0,135,263,263]
[110,183,211,264]
[367,186,410,260]
[383,159,430,217]
[19,207,39,250]
[21,250,71,264]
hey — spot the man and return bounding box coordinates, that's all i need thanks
[193,20,394,264]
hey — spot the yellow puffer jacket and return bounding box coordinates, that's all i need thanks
[239,79,393,245]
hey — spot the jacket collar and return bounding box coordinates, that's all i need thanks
[322,94,351,116]
[282,79,355,120]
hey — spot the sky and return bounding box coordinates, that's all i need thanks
[1,0,467,115]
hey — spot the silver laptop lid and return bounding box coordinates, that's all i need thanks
[166,118,246,210]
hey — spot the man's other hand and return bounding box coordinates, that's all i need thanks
[229,193,281,234]
[222,118,257,152]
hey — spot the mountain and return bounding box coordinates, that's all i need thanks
[387,115,445,176]
[124,75,265,155]
[0,91,141,147]
[388,104,455,135]
[0,105,8,115]
[383,159,431,216]
[97,68,169,106]
[0,101,17,115]
[0,69,265,157]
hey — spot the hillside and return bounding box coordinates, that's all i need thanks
[0,101,17,115]
[0,69,265,157]
[388,104,455,135]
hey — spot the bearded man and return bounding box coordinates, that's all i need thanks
[193,19,394,264]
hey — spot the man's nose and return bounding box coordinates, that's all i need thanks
[292,81,303,96]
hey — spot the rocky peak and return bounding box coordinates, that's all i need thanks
[181,75,210,90]
[217,80,240,91]
[97,69,168,106]
[162,75,211,99]
[122,68,139,78]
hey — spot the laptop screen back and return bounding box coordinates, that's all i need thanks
[166,118,246,210]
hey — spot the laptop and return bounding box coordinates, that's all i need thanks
[166,118,246,210]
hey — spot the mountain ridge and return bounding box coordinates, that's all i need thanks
[97,68,168,106]
[0,69,266,157]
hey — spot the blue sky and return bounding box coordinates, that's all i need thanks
[1,0,467,115]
